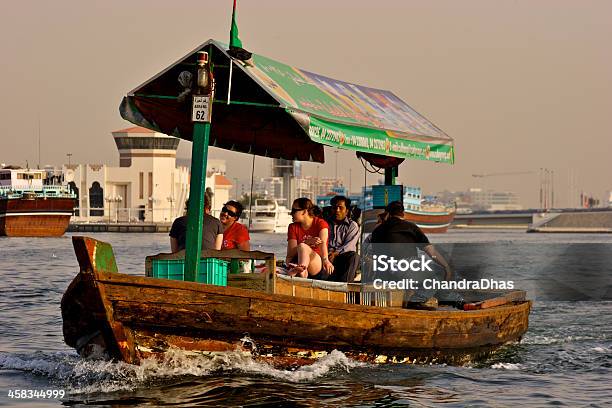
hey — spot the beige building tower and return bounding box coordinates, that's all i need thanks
[109,126,188,222]
[65,126,231,223]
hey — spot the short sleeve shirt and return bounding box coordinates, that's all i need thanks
[222,222,250,250]
[169,214,223,251]
[287,217,329,256]
[370,217,430,258]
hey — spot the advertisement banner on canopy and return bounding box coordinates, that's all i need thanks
[302,114,454,164]
[120,39,453,164]
[246,53,451,143]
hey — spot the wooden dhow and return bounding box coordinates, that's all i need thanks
[0,168,76,237]
[363,206,456,235]
[62,236,531,367]
[61,39,530,368]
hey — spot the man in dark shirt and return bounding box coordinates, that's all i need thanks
[370,201,451,280]
[169,194,223,252]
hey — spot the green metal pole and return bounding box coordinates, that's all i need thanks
[384,166,397,186]
[184,121,211,281]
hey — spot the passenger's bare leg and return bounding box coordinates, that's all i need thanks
[287,243,310,277]
[297,242,322,277]
[288,243,324,278]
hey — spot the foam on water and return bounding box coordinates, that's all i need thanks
[0,348,362,395]
[491,362,524,370]
[522,334,607,345]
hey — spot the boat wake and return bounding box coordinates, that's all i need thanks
[0,348,362,394]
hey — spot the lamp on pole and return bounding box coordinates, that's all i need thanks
[114,196,122,222]
[106,196,122,223]
[66,153,72,167]
[167,196,175,220]
[105,196,111,224]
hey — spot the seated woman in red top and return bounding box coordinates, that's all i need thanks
[286,197,334,278]
[219,200,250,251]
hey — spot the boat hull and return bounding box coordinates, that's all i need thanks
[248,218,276,233]
[0,197,75,237]
[62,237,530,367]
[363,208,455,234]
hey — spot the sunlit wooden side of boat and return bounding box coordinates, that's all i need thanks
[62,237,530,367]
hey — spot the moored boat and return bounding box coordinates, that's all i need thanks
[243,198,292,233]
[404,205,456,233]
[0,167,76,237]
[363,186,455,234]
[62,236,531,367]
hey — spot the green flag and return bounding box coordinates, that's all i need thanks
[230,0,243,48]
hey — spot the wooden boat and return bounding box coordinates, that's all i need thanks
[363,206,456,235]
[0,168,76,237]
[62,236,531,367]
[61,39,530,368]
[404,205,456,233]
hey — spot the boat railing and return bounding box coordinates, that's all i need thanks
[143,248,407,306]
[271,275,526,309]
[145,248,277,293]
[0,184,75,199]
[275,275,410,307]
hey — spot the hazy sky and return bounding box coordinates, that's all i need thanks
[1,0,611,207]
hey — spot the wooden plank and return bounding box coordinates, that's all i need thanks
[463,291,526,310]
[146,248,275,262]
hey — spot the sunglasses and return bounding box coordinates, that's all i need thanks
[290,208,304,215]
[221,206,238,217]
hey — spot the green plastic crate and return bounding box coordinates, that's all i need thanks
[151,258,228,286]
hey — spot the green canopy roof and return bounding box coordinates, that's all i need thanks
[120,39,454,164]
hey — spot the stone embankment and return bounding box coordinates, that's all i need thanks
[528,211,612,233]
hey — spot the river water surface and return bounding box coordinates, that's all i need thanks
[0,231,610,406]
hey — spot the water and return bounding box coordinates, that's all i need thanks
[1,231,611,406]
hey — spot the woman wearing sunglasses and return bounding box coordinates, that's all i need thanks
[219,200,250,251]
[286,197,334,278]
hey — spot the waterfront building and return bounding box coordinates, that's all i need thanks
[435,188,522,212]
[65,126,230,223]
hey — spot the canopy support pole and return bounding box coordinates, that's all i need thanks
[248,154,255,230]
[384,166,398,186]
[185,122,211,281]
[227,59,233,105]
[185,45,214,281]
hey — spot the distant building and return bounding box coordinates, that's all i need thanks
[253,160,344,206]
[436,188,522,212]
[255,177,284,200]
[272,159,301,178]
[65,126,230,223]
